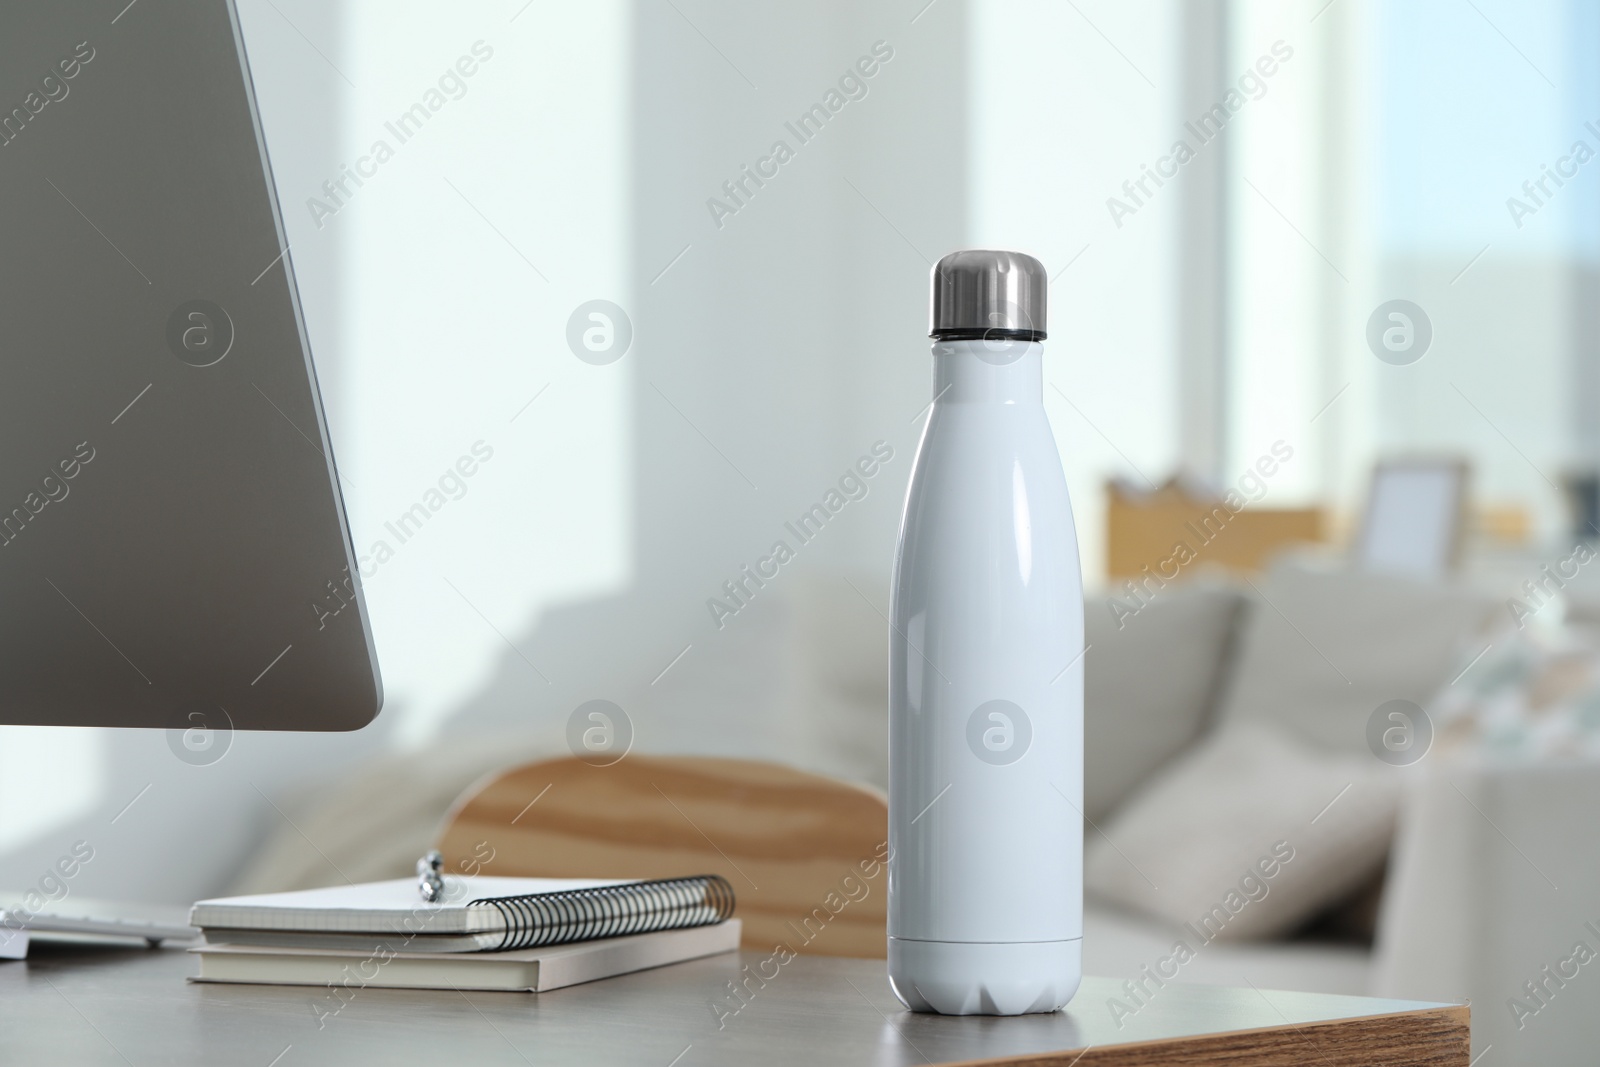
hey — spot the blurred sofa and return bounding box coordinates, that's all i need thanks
[1077,562,1487,997]
[1082,560,1600,1066]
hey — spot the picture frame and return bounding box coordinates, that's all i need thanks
[1353,457,1470,579]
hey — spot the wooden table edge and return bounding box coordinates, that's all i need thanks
[932,1002,1471,1067]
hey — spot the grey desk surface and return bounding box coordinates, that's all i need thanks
[0,943,1465,1066]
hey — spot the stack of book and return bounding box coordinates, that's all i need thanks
[189,873,738,992]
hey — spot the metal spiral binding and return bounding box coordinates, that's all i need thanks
[470,875,736,951]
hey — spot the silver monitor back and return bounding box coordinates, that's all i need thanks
[0,1,381,729]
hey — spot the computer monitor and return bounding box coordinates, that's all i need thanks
[0,0,381,729]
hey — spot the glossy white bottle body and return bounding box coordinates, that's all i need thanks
[887,338,1084,1015]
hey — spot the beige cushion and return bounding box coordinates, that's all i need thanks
[1084,581,1245,821]
[1217,561,1494,754]
[1084,722,1399,940]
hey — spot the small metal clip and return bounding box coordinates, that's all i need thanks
[416,849,445,903]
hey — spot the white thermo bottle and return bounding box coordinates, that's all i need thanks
[887,250,1083,1015]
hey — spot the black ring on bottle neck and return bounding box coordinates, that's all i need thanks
[931,328,1047,343]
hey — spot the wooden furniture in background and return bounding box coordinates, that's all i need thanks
[437,755,889,958]
[1472,502,1532,547]
[1106,478,1323,581]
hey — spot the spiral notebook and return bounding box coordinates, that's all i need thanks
[191,874,736,954]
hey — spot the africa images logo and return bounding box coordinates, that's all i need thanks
[966,700,1032,766]
[1365,300,1432,365]
[566,699,633,768]
[166,300,235,367]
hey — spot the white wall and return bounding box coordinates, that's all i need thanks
[429,0,976,767]
[0,0,1186,905]
[428,0,1187,770]
[326,1,634,747]
[1229,0,1335,503]
[969,0,1181,583]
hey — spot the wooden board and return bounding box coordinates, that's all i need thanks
[2,947,1470,1066]
[437,755,890,958]
[1023,1004,1469,1066]
[1106,481,1322,580]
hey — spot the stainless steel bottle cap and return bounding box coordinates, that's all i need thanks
[929,249,1047,341]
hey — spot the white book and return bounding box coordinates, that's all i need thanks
[190,919,741,992]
